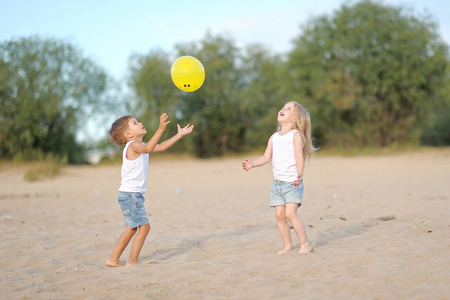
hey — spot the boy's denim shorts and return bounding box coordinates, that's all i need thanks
[270,180,303,207]
[118,191,149,228]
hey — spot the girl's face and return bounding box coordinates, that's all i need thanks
[277,102,296,125]
[126,117,147,138]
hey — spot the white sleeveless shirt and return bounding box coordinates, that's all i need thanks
[272,130,299,182]
[119,141,149,194]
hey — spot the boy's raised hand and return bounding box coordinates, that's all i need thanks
[177,124,194,137]
[159,113,171,131]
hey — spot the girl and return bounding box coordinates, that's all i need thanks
[242,101,317,254]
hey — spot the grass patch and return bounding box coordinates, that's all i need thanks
[24,157,66,182]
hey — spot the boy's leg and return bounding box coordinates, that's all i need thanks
[274,206,293,254]
[285,203,312,253]
[106,226,137,267]
[126,223,150,266]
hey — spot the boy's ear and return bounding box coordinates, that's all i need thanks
[124,130,133,139]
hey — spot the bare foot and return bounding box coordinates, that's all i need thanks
[277,247,293,254]
[106,260,125,267]
[298,243,312,254]
[126,260,138,266]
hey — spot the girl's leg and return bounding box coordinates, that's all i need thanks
[126,223,150,266]
[285,203,312,253]
[274,206,293,254]
[107,226,137,267]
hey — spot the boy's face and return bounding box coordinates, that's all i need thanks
[125,117,147,139]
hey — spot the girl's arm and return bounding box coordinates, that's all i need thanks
[293,132,304,186]
[153,124,194,153]
[242,136,273,171]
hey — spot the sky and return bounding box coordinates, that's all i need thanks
[2,0,450,79]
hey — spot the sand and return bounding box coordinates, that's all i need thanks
[1,149,449,299]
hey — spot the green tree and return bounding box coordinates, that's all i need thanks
[0,36,114,163]
[420,69,450,146]
[127,34,287,157]
[287,0,449,148]
[239,44,286,150]
[128,49,178,129]
[174,33,243,157]
[126,49,186,152]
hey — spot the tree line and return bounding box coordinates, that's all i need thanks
[1,1,449,163]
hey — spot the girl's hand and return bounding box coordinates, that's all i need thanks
[158,113,171,131]
[293,175,303,187]
[177,123,194,137]
[242,159,253,171]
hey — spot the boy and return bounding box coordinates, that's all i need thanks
[106,113,193,266]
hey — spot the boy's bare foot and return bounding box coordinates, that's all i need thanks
[106,260,125,267]
[277,247,293,254]
[298,243,312,254]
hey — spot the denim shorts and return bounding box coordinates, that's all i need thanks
[269,180,303,207]
[118,191,149,228]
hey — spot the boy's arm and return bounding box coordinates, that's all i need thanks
[293,132,304,186]
[242,136,273,171]
[153,124,194,153]
[130,113,170,154]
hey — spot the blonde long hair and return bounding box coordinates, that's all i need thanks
[277,101,318,161]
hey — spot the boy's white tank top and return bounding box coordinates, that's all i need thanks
[119,141,149,194]
[272,130,299,182]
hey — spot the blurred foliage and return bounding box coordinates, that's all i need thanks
[130,33,286,157]
[0,36,116,163]
[130,1,449,156]
[1,1,449,163]
[420,71,450,146]
[421,113,450,146]
[287,0,449,149]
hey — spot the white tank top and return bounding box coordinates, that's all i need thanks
[272,130,299,182]
[118,141,149,194]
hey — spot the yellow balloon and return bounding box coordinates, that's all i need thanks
[171,56,205,92]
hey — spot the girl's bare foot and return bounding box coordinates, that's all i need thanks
[298,243,312,254]
[126,260,138,266]
[106,260,125,267]
[277,247,293,254]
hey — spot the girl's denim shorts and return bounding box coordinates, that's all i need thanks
[118,191,149,228]
[270,180,303,207]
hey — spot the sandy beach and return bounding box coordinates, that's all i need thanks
[1,149,449,299]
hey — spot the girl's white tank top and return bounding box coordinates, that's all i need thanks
[272,130,300,182]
